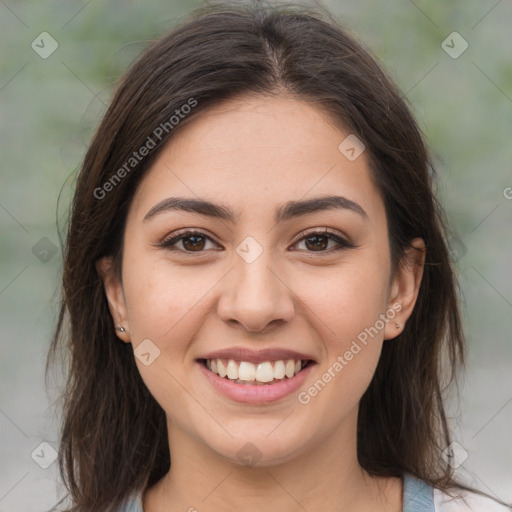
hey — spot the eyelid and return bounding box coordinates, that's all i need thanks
[156,228,221,255]
[292,227,352,246]
[157,227,355,253]
[160,228,218,246]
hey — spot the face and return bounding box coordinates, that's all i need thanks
[99,93,424,468]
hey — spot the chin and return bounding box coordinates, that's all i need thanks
[199,427,312,469]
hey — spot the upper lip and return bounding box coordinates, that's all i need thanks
[198,347,317,364]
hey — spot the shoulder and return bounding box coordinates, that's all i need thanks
[434,487,512,512]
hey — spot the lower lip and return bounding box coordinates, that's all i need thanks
[197,361,315,404]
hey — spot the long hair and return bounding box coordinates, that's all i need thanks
[46,1,480,510]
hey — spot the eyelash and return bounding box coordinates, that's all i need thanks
[158,228,356,255]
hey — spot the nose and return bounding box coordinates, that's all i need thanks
[216,248,295,333]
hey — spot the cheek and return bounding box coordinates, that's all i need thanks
[298,255,390,342]
[293,270,387,435]
[294,254,389,401]
[122,252,215,343]
[121,256,214,422]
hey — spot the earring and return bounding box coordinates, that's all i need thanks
[394,322,400,329]
[115,325,126,333]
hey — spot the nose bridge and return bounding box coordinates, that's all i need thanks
[217,236,294,332]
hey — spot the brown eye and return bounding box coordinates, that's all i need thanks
[293,230,354,253]
[159,228,354,255]
[181,235,206,251]
[160,230,218,252]
[304,234,329,251]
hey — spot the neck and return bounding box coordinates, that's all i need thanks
[144,413,402,512]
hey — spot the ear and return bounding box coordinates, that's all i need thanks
[384,237,425,340]
[96,256,130,343]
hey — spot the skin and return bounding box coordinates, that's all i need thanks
[98,93,425,512]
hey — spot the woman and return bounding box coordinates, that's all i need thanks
[46,1,511,511]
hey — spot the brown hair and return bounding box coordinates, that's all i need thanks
[46,1,500,510]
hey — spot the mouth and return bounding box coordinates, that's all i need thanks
[200,358,315,385]
[196,348,317,404]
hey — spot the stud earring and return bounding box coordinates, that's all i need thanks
[394,322,400,329]
[115,325,126,333]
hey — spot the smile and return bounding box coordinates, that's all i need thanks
[202,358,312,385]
[197,353,316,403]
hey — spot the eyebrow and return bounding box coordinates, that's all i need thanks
[143,195,368,224]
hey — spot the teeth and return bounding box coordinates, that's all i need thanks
[285,359,295,378]
[255,362,274,383]
[217,359,227,378]
[226,359,238,379]
[204,357,308,384]
[274,360,286,379]
[238,361,256,381]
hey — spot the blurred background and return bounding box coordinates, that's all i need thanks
[0,0,510,510]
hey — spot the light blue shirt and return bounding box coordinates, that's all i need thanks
[119,472,434,511]
[402,473,435,511]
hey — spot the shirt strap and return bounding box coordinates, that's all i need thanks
[403,473,435,512]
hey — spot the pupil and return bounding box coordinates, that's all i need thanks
[184,236,205,251]
[306,235,327,251]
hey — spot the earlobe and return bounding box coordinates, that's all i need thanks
[96,256,130,342]
[384,238,426,340]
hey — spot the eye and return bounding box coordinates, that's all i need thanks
[158,228,355,254]
[159,229,219,253]
[292,229,355,253]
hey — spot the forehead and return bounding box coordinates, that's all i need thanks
[128,94,385,226]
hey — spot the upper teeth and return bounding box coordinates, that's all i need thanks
[206,359,306,383]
